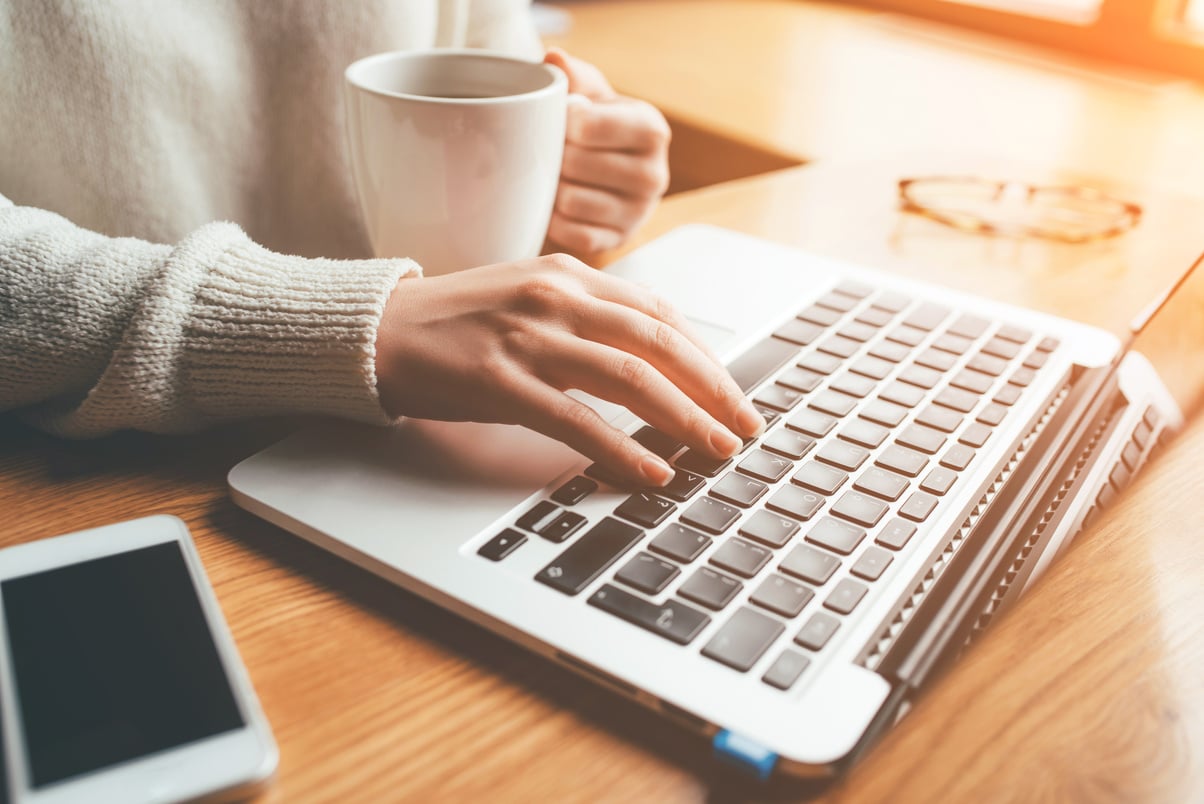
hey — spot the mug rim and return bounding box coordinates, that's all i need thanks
[344,48,567,105]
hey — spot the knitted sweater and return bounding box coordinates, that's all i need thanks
[0,0,540,435]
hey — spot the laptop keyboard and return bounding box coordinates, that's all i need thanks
[477,280,1061,689]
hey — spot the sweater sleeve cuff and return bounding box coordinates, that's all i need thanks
[184,232,420,425]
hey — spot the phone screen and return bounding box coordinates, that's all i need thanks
[1,542,244,788]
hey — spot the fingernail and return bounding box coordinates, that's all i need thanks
[709,425,741,457]
[736,401,766,438]
[640,454,673,487]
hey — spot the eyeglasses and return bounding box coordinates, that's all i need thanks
[898,176,1142,244]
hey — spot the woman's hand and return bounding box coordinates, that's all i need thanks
[374,254,764,486]
[543,48,671,255]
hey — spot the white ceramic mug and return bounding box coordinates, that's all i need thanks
[344,50,568,275]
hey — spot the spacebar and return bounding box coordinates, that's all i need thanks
[535,517,643,595]
[726,336,801,393]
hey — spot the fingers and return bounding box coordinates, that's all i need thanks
[546,213,625,255]
[544,47,616,101]
[567,99,671,154]
[561,144,670,198]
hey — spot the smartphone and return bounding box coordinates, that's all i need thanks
[0,516,277,803]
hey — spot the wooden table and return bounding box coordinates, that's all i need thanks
[6,2,1204,801]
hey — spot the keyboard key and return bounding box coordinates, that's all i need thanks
[517,501,562,533]
[584,462,628,487]
[1008,367,1037,387]
[916,405,963,434]
[951,369,994,394]
[816,441,870,472]
[839,419,890,448]
[835,280,874,298]
[831,491,889,527]
[478,529,526,561]
[1036,336,1060,352]
[762,429,815,460]
[675,450,731,477]
[851,546,894,581]
[615,552,680,594]
[809,389,859,417]
[920,467,958,496]
[816,291,858,312]
[870,340,912,363]
[786,408,837,438]
[877,518,918,550]
[729,336,802,393]
[898,364,942,390]
[552,476,598,506]
[817,335,861,359]
[981,337,1021,360]
[679,566,742,610]
[854,467,910,501]
[755,384,805,412]
[933,387,979,413]
[915,348,957,372]
[830,372,877,398]
[762,650,810,690]
[859,399,909,427]
[681,496,741,534]
[632,426,683,459]
[932,333,973,355]
[849,355,894,380]
[947,314,990,339]
[649,524,712,563]
[797,351,842,375]
[995,324,1032,344]
[536,517,644,595]
[774,318,824,346]
[967,353,1008,377]
[710,538,773,578]
[1022,350,1050,369]
[660,469,706,502]
[805,516,866,555]
[795,612,840,651]
[751,574,814,618]
[940,444,976,471]
[879,380,925,408]
[887,325,927,348]
[780,544,841,585]
[766,485,825,521]
[737,449,795,483]
[588,584,710,645]
[824,578,869,614]
[792,461,848,495]
[702,607,786,672]
[739,510,800,548]
[838,321,878,343]
[872,291,912,312]
[541,511,587,543]
[754,404,781,430]
[776,367,824,392]
[897,423,946,455]
[993,384,1022,406]
[876,444,929,477]
[614,492,676,528]
[903,302,951,331]
[900,491,939,522]
[798,304,842,326]
[959,423,992,448]
[976,402,1008,426]
[855,306,895,327]
[710,472,769,508]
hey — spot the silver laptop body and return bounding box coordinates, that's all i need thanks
[229,225,1181,779]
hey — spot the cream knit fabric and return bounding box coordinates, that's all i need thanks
[0,0,540,435]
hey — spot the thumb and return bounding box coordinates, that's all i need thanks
[544,47,617,102]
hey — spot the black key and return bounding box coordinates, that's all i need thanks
[751,574,814,618]
[552,476,598,506]
[900,491,939,522]
[855,307,895,327]
[897,423,946,455]
[877,518,917,550]
[797,351,843,375]
[993,384,1022,406]
[766,485,824,521]
[780,544,841,585]
[898,365,942,389]
[542,511,587,543]
[915,348,956,372]
[739,510,801,548]
[795,612,840,651]
[762,650,810,690]
[838,321,879,343]
[879,380,925,408]
[903,302,951,331]
[940,444,976,471]
[632,426,683,459]
[870,340,912,363]
[798,304,842,326]
[835,280,874,298]
[932,333,973,355]
[774,318,824,346]
[959,423,992,448]
[681,496,741,534]
[916,404,963,434]
[1008,367,1037,387]
[849,355,894,380]
[589,584,710,645]
[615,552,680,594]
[886,325,927,348]
[728,335,802,393]
[872,291,912,312]
[951,369,994,394]
[854,467,909,501]
[809,389,859,417]
[859,399,909,427]
[830,491,889,527]
[776,366,824,393]
[710,538,773,578]
[517,500,562,533]
[824,579,869,614]
[805,516,866,555]
[614,492,676,528]
[1036,336,1060,352]
[851,546,893,581]
[536,517,644,595]
[967,353,1008,377]
[660,469,706,501]
[584,462,630,488]
[976,402,1008,426]
[710,472,769,508]
[787,408,837,437]
[478,529,526,561]
[755,384,805,412]
[933,387,979,413]
[816,335,861,359]
[737,449,794,483]
[981,337,1021,360]
[815,290,858,312]
[675,449,731,477]
[876,444,929,477]
[792,461,848,495]
[947,314,990,339]
[995,324,1032,344]
[839,419,889,448]
[762,429,815,460]
[920,467,958,496]
[679,566,743,610]
[815,441,870,472]
[702,606,786,672]
[830,372,877,399]
[649,523,712,563]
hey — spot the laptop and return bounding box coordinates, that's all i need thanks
[228,224,1184,780]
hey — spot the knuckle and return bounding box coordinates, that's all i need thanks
[615,354,652,391]
[650,319,678,355]
[559,397,600,434]
[539,252,585,274]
